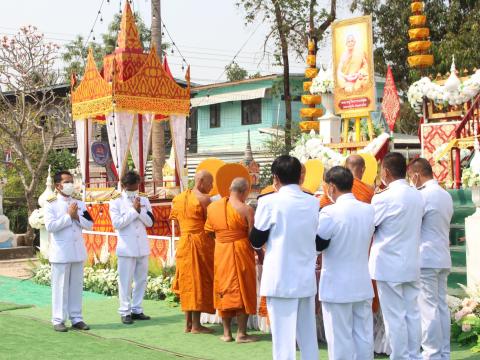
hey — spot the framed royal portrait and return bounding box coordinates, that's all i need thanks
[332,15,376,116]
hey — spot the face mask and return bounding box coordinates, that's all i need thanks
[409,174,419,189]
[126,190,138,198]
[380,177,387,187]
[61,183,75,196]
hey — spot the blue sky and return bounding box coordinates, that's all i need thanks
[0,0,355,84]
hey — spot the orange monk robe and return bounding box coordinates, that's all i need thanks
[319,178,380,313]
[205,198,257,318]
[170,189,215,314]
[320,177,374,207]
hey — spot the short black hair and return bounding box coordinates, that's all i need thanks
[382,152,407,179]
[325,166,354,192]
[54,170,73,184]
[121,170,141,186]
[271,155,301,185]
[409,157,433,177]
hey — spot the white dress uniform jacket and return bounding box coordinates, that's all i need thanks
[419,179,453,269]
[317,193,375,303]
[45,193,93,263]
[109,192,153,257]
[254,184,319,298]
[369,179,425,282]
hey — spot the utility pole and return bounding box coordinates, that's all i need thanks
[151,0,165,187]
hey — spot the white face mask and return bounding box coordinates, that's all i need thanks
[61,183,75,196]
[327,186,335,204]
[380,177,387,187]
[126,190,138,199]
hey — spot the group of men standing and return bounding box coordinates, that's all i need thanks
[45,150,454,360]
[172,152,453,360]
[45,170,155,331]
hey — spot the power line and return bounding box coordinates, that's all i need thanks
[83,0,106,48]
[161,18,189,71]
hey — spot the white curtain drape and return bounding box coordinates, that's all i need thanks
[106,112,135,179]
[170,115,187,190]
[130,113,153,173]
[75,118,93,185]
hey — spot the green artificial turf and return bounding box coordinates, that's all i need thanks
[0,313,180,360]
[0,275,104,307]
[0,302,32,312]
[0,276,477,359]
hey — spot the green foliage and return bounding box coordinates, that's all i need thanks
[258,165,273,189]
[3,200,28,233]
[225,62,248,82]
[351,0,480,90]
[47,149,77,175]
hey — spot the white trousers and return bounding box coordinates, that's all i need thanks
[419,269,450,360]
[51,262,84,325]
[266,296,318,360]
[377,281,422,360]
[117,255,149,316]
[322,300,374,360]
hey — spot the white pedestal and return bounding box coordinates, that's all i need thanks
[465,211,480,288]
[319,113,341,144]
[39,228,50,259]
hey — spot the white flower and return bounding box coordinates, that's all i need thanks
[310,68,334,94]
[28,208,45,230]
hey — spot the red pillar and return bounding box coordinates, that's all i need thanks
[138,114,145,193]
[454,147,461,189]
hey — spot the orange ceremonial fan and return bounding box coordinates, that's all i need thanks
[196,158,226,197]
[215,163,252,198]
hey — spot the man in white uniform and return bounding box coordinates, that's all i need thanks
[317,166,375,360]
[250,155,319,360]
[45,170,93,332]
[370,152,424,360]
[109,171,154,324]
[408,158,453,360]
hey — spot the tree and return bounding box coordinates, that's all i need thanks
[225,62,248,82]
[236,0,336,152]
[151,0,165,186]
[350,0,480,134]
[0,26,70,241]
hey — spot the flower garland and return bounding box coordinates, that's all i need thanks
[408,69,480,116]
[290,131,390,169]
[310,68,334,95]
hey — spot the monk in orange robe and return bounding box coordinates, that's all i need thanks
[205,177,258,343]
[170,170,215,334]
[320,155,374,207]
[320,154,380,313]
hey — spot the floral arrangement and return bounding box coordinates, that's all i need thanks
[432,143,471,162]
[310,68,334,94]
[28,208,45,230]
[31,263,178,303]
[450,285,480,351]
[290,132,344,169]
[462,167,480,188]
[408,68,480,116]
[290,131,390,170]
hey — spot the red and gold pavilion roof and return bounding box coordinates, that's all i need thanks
[71,1,190,120]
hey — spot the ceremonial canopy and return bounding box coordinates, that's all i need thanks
[71,1,190,194]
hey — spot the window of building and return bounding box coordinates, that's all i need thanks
[209,104,221,128]
[241,99,261,125]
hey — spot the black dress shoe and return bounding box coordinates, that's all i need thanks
[53,323,68,332]
[121,315,134,324]
[72,321,90,330]
[132,312,151,320]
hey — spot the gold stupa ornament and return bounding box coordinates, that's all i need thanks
[299,40,323,132]
[407,1,434,68]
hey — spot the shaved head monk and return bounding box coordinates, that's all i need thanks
[321,154,374,207]
[205,177,258,343]
[170,170,215,334]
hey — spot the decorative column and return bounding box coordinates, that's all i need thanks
[299,40,323,133]
[407,1,434,69]
[37,166,54,257]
